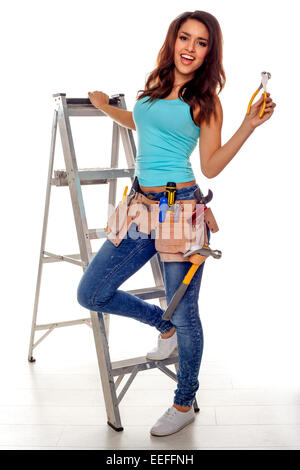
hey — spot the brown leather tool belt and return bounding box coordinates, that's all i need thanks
[105,190,219,263]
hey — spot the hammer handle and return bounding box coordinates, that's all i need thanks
[188,253,207,266]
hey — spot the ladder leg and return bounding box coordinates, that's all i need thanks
[102,313,110,341]
[103,122,121,342]
[108,122,120,211]
[28,109,58,362]
[193,397,200,412]
[90,311,123,431]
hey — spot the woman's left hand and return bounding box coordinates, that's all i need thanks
[243,92,276,130]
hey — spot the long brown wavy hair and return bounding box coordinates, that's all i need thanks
[136,10,226,127]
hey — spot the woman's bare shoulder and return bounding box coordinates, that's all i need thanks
[192,95,222,127]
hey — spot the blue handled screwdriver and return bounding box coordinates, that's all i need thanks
[159,196,168,222]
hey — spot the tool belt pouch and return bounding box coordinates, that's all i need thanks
[154,200,206,262]
[203,207,219,233]
[105,195,151,247]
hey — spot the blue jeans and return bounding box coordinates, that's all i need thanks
[77,184,211,407]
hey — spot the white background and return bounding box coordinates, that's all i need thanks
[1,0,299,388]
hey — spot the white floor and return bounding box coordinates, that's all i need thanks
[1,313,300,451]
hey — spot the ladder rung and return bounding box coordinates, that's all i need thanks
[35,318,91,331]
[58,95,122,117]
[127,286,166,300]
[43,251,84,266]
[61,95,122,106]
[88,228,107,240]
[111,354,178,376]
[52,168,135,186]
[43,252,100,262]
[52,93,124,116]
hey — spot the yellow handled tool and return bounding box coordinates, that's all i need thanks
[121,185,128,204]
[162,245,222,321]
[247,71,271,119]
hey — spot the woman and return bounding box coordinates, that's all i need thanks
[78,10,276,437]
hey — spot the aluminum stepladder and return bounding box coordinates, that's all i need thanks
[28,92,200,431]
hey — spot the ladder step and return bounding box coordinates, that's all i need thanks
[59,94,122,117]
[88,228,107,240]
[127,286,165,300]
[111,353,178,376]
[52,93,124,117]
[52,168,135,186]
[62,95,122,106]
[43,251,101,262]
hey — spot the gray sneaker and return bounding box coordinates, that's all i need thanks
[150,406,195,436]
[146,331,178,360]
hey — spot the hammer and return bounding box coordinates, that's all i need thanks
[162,244,222,321]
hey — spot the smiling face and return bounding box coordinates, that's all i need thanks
[173,19,209,85]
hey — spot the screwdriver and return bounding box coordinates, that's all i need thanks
[165,182,177,208]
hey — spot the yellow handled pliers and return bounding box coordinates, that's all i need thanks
[247,71,271,118]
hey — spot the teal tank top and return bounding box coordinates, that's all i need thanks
[132,96,200,187]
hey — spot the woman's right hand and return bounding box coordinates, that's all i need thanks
[88,90,110,109]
